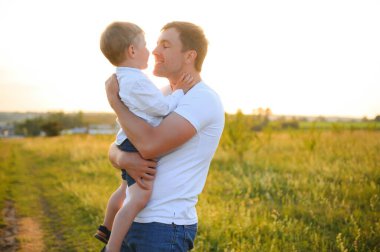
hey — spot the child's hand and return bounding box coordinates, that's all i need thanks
[173,72,194,92]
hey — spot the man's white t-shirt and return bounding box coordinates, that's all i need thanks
[133,81,225,225]
[115,67,184,145]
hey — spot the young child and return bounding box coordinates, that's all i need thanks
[97,22,193,252]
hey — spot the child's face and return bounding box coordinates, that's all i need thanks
[133,33,150,69]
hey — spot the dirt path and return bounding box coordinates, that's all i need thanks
[18,217,45,252]
[0,200,44,252]
[0,200,19,252]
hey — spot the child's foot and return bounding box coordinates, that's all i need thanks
[94,225,111,244]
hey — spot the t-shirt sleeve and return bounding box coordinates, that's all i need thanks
[120,78,184,117]
[174,90,215,132]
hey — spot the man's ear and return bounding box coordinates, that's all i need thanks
[185,50,197,64]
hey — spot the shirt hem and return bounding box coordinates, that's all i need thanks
[134,217,198,225]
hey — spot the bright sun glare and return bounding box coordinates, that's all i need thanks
[0,0,379,118]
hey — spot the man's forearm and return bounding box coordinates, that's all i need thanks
[105,74,196,159]
[110,98,156,157]
[111,98,196,159]
[108,143,157,190]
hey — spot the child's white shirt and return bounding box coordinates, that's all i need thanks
[115,67,184,145]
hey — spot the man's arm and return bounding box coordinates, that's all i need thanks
[108,143,157,189]
[105,75,196,159]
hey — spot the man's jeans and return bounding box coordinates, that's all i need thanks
[120,222,197,252]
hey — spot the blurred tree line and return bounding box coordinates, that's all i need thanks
[12,109,380,139]
[15,112,85,137]
[219,108,380,161]
[220,108,275,161]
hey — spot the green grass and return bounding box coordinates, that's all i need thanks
[0,131,379,251]
[298,121,380,130]
[0,135,115,251]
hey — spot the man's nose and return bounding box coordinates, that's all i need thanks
[152,46,159,55]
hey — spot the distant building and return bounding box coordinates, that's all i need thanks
[62,127,88,135]
[0,124,15,138]
[61,124,118,135]
[88,124,118,135]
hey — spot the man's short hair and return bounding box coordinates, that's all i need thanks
[162,21,208,72]
[100,22,143,66]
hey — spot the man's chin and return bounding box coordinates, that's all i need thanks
[153,69,166,77]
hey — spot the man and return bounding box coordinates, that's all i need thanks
[105,21,224,251]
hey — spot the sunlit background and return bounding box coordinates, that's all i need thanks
[1,0,379,118]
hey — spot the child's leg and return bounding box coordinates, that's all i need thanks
[95,180,128,244]
[103,180,128,230]
[106,180,153,252]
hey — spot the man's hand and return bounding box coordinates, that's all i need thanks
[105,74,121,108]
[108,143,157,190]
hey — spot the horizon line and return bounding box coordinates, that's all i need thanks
[0,109,377,119]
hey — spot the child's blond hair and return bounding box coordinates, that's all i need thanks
[100,22,143,66]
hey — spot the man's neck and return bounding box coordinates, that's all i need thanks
[169,72,201,92]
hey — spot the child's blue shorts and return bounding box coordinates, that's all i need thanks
[116,138,137,187]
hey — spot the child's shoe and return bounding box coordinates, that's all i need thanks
[94,225,111,244]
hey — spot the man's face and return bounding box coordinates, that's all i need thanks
[152,28,186,78]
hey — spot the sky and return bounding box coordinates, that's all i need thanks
[0,0,379,118]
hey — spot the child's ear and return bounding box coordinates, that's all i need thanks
[185,50,197,64]
[127,45,136,58]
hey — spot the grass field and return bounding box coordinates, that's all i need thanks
[298,121,380,130]
[0,130,379,251]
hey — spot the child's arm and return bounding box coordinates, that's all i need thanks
[120,74,193,118]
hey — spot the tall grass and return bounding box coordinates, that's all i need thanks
[0,131,379,251]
